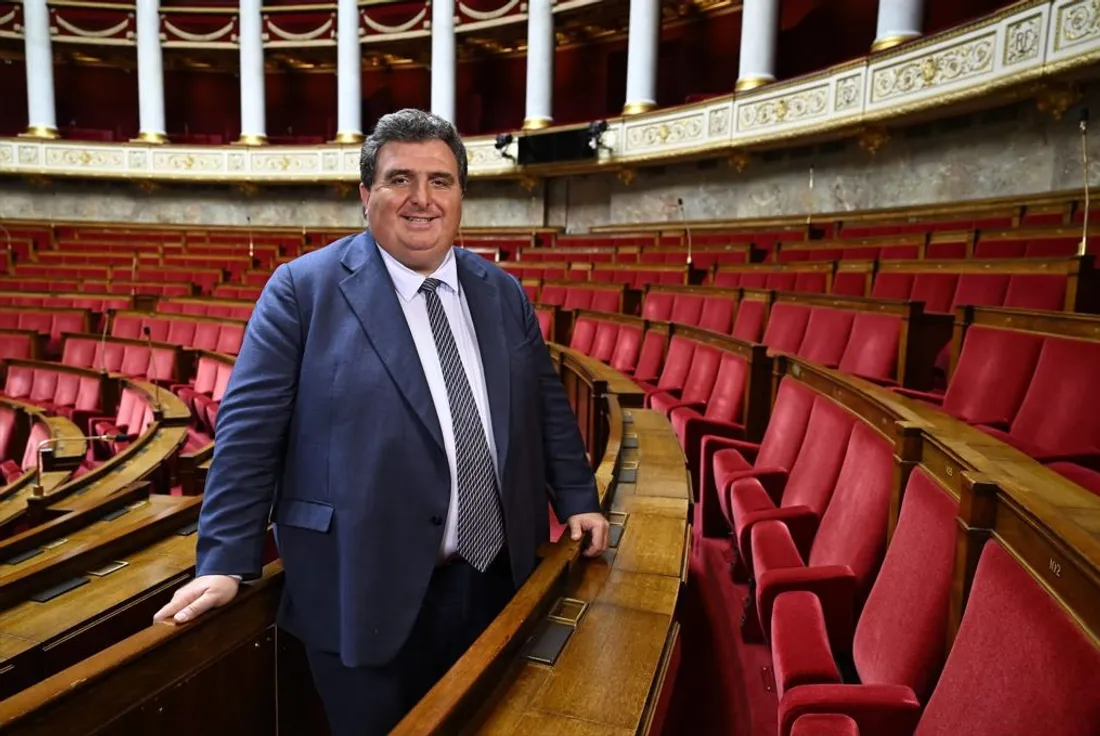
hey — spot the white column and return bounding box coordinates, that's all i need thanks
[430,0,455,124]
[237,0,267,144]
[622,0,658,115]
[20,0,58,138]
[735,0,779,92]
[522,0,554,129]
[872,0,924,52]
[334,0,362,143]
[134,0,167,143]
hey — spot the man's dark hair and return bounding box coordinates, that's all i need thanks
[359,109,468,193]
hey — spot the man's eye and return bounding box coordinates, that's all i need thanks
[391,176,409,186]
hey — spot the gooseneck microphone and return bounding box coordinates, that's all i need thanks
[98,308,114,374]
[1080,108,1090,257]
[142,326,162,413]
[678,197,692,267]
[33,433,134,496]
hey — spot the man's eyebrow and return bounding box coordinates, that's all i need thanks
[381,168,455,182]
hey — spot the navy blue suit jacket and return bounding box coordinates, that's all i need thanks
[194,231,600,667]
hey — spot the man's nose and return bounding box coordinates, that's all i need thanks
[409,177,431,206]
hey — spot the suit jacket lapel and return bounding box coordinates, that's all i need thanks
[457,251,511,475]
[338,232,446,457]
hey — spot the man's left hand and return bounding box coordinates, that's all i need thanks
[567,512,610,557]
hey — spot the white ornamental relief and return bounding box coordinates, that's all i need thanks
[1005,14,1041,65]
[45,148,124,170]
[872,36,994,103]
[738,87,828,131]
[252,153,320,173]
[708,107,731,137]
[626,115,704,149]
[835,75,862,111]
[127,150,148,169]
[152,151,224,173]
[0,145,12,165]
[1060,0,1100,49]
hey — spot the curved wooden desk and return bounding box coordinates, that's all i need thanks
[0,343,690,735]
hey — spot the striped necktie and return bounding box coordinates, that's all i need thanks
[419,277,505,572]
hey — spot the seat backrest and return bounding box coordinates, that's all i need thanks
[763,303,812,354]
[642,291,675,321]
[831,270,869,297]
[698,297,735,334]
[702,352,748,423]
[808,421,896,609]
[569,317,598,354]
[212,363,233,400]
[1007,336,1100,456]
[678,343,722,404]
[793,271,829,294]
[111,314,143,339]
[779,396,856,516]
[166,319,198,346]
[120,345,151,378]
[609,325,643,374]
[797,308,856,368]
[62,337,98,368]
[853,467,958,702]
[21,421,49,470]
[192,322,221,350]
[712,271,741,288]
[632,329,666,381]
[215,324,244,354]
[0,407,16,461]
[910,273,958,313]
[1003,273,1067,311]
[871,272,914,301]
[5,365,33,399]
[28,369,58,404]
[535,308,552,341]
[973,239,1026,258]
[732,300,768,343]
[562,287,594,311]
[52,373,81,407]
[589,289,620,313]
[915,541,1100,736]
[589,321,619,362]
[943,326,1044,426]
[756,378,817,471]
[142,318,170,343]
[670,294,705,326]
[952,273,1010,310]
[837,313,902,383]
[655,336,697,392]
[75,375,101,411]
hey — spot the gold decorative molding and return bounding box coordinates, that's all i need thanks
[517,174,539,192]
[857,127,891,155]
[621,101,656,116]
[235,133,269,146]
[0,0,1096,184]
[734,75,774,93]
[1035,82,1082,119]
[616,168,636,186]
[18,125,60,140]
[131,130,168,144]
[870,32,920,53]
[522,116,553,130]
[727,151,749,172]
[331,130,364,144]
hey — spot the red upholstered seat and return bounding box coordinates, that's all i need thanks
[4,366,33,400]
[562,287,594,311]
[670,294,705,326]
[649,343,720,416]
[909,273,957,313]
[62,337,99,368]
[896,325,1043,426]
[609,324,643,374]
[724,395,856,574]
[733,299,768,342]
[698,297,735,334]
[750,420,894,647]
[669,351,748,489]
[166,319,198,346]
[977,336,1100,462]
[637,335,695,405]
[1003,273,1066,311]
[589,289,620,313]
[791,714,861,736]
[764,303,812,353]
[699,377,815,538]
[631,329,666,383]
[837,313,901,384]
[870,272,914,301]
[778,541,1100,736]
[535,309,552,341]
[831,271,869,297]
[793,272,829,293]
[770,468,957,704]
[0,407,16,463]
[588,321,619,362]
[798,308,856,368]
[569,317,597,354]
[1047,461,1100,496]
[952,273,1009,309]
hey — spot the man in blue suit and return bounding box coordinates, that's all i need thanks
[154,109,609,734]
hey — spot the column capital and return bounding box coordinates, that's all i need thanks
[332,131,364,144]
[522,116,553,130]
[734,75,774,93]
[131,131,169,144]
[870,32,920,53]
[621,101,656,116]
[19,125,60,139]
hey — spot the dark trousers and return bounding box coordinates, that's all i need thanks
[306,551,515,736]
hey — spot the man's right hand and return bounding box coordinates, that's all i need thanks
[153,575,240,625]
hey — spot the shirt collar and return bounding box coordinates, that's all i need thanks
[376,243,458,303]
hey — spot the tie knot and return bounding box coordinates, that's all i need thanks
[419,278,442,296]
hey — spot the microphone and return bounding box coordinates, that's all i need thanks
[246,215,255,260]
[98,308,114,374]
[806,164,815,227]
[677,197,692,267]
[142,326,162,414]
[1080,108,1090,257]
[33,433,134,496]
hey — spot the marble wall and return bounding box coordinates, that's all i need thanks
[0,89,1095,232]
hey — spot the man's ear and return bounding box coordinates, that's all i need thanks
[358,182,370,222]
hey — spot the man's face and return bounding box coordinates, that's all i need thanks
[360,139,463,274]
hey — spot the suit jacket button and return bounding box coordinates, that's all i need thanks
[430,515,443,526]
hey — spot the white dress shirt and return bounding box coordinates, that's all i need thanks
[377,244,499,560]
